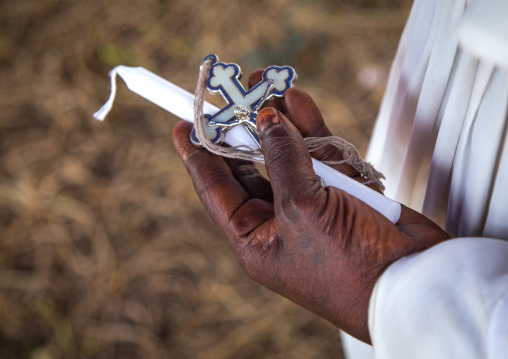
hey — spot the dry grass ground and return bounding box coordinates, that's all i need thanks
[0,0,410,358]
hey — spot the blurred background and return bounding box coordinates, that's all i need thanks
[0,0,411,358]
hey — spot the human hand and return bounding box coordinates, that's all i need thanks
[172,71,450,343]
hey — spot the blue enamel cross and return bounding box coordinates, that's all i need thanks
[191,54,297,147]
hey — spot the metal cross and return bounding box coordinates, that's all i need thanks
[191,54,297,147]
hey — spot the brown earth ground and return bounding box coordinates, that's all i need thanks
[0,0,410,358]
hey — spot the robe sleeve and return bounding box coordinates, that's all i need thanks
[369,237,508,359]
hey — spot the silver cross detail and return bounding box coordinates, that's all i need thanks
[191,54,297,147]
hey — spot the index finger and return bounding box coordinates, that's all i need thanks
[173,121,249,229]
[172,121,275,246]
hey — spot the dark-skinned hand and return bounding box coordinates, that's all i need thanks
[172,70,450,343]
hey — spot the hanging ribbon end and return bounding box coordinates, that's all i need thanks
[93,68,120,121]
[93,106,109,121]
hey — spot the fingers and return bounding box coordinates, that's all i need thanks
[256,108,322,216]
[224,157,273,202]
[250,71,370,190]
[285,88,360,178]
[172,121,250,231]
[285,88,330,137]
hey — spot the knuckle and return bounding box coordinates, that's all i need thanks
[317,144,342,162]
[301,123,329,138]
[262,130,300,170]
[194,168,233,196]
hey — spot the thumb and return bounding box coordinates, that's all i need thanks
[256,107,322,215]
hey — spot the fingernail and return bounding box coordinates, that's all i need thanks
[256,107,279,135]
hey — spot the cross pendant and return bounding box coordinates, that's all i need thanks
[190,54,297,147]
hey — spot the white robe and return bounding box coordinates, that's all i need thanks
[342,0,508,357]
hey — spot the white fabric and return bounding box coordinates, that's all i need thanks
[369,238,508,359]
[342,0,508,357]
[366,0,508,236]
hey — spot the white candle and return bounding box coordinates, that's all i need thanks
[94,66,401,223]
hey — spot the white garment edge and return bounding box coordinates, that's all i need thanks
[394,0,464,207]
[422,50,478,222]
[366,0,424,166]
[445,61,494,236]
[484,111,508,238]
[458,67,508,236]
[367,0,438,173]
[369,237,508,359]
[374,0,441,197]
